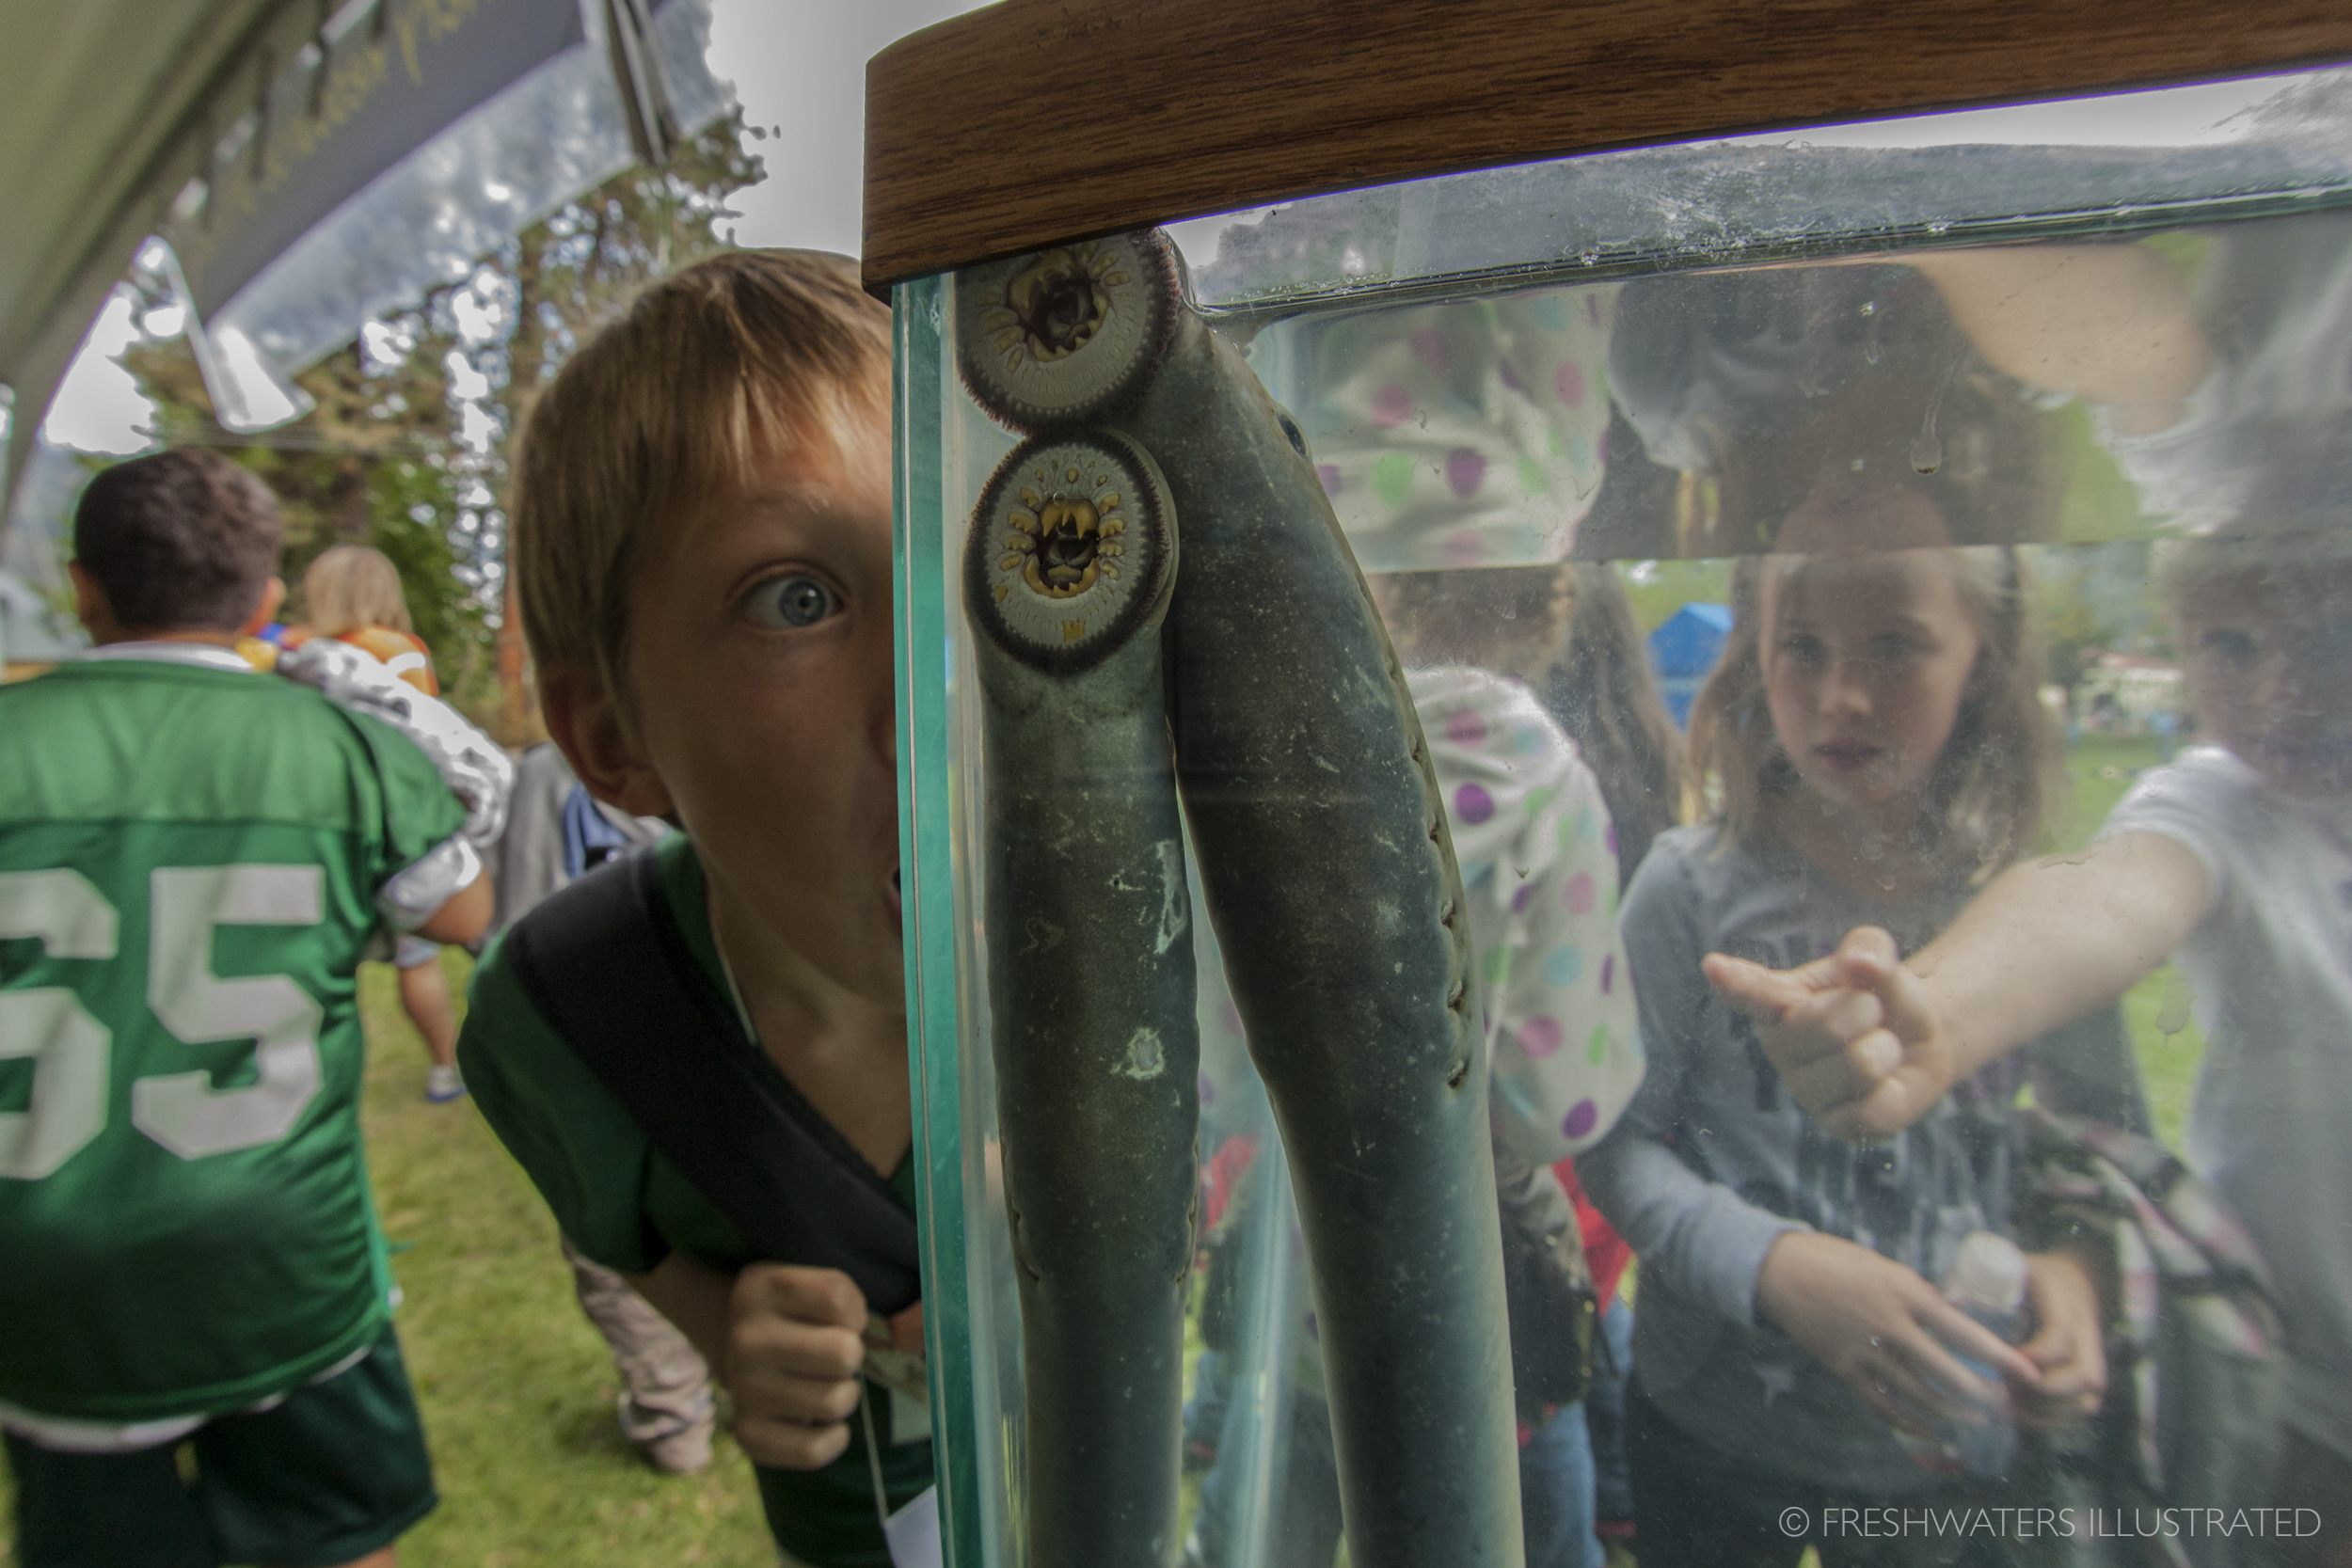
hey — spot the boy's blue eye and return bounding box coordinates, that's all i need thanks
[745,574,838,629]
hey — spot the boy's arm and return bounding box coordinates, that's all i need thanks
[459,947,875,1473]
[414,869,493,947]
[1900,245,2213,436]
[1706,831,2210,1142]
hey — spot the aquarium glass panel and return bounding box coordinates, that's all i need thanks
[897,64,2352,1568]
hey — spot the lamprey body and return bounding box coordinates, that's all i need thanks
[963,430,1198,1567]
[1109,253,1525,1566]
[949,227,1522,1566]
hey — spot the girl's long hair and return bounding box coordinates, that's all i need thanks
[1687,534,2058,883]
[1542,564,1685,888]
[302,544,413,638]
[1378,563,1573,680]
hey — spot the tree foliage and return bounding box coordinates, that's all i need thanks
[121,117,761,734]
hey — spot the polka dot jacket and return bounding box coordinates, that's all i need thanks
[1410,664,1645,1164]
[1295,288,1620,573]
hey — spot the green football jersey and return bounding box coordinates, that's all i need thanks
[0,650,466,1421]
[463,833,934,1567]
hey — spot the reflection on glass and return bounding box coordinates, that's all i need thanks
[906,97,2352,1568]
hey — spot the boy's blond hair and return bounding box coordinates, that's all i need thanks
[510,250,890,705]
[302,544,413,637]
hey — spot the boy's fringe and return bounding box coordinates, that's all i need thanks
[509,249,890,715]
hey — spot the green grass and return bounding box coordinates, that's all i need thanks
[2,951,774,1565]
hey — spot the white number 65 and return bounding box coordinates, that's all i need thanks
[0,865,324,1178]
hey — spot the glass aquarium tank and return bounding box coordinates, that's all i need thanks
[879,40,2352,1568]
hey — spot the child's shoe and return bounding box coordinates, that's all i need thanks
[425,1065,467,1102]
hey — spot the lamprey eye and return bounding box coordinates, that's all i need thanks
[964,429,1175,674]
[954,230,1180,433]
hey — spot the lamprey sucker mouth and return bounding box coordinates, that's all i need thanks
[1027,496,1104,595]
[968,435,1166,674]
[953,232,1181,431]
[1004,252,1111,360]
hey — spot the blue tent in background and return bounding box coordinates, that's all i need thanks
[1648,603,1733,729]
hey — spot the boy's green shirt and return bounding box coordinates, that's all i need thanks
[0,656,466,1420]
[461,832,930,1568]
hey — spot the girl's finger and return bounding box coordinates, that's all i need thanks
[2019,1317,2106,1404]
[1886,1342,2008,1429]
[1793,987,1888,1054]
[1702,952,1812,1022]
[1904,1300,2039,1399]
[2012,1325,2105,1430]
[1829,926,1901,989]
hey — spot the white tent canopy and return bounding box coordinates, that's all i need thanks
[1,0,283,482]
[0,0,723,505]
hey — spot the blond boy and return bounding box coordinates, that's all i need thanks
[457,251,926,1566]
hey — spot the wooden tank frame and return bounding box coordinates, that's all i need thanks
[864,0,2352,296]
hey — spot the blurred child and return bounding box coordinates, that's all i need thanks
[299,545,438,695]
[1709,464,2352,1566]
[294,545,464,1101]
[0,448,490,1568]
[1383,562,1646,1568]
[485,740,716,1473]
[456,251,928,1566]
[1525,562,1679,1547]
[1579,477,2120,1566]
[1375,563,1648,1173]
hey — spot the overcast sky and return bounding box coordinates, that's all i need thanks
[704,0,995,258]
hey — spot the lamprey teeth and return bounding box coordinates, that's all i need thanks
[953,231,1181,433]
[965,429,1175,674]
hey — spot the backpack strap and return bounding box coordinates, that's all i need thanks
[504,847,921,1315]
